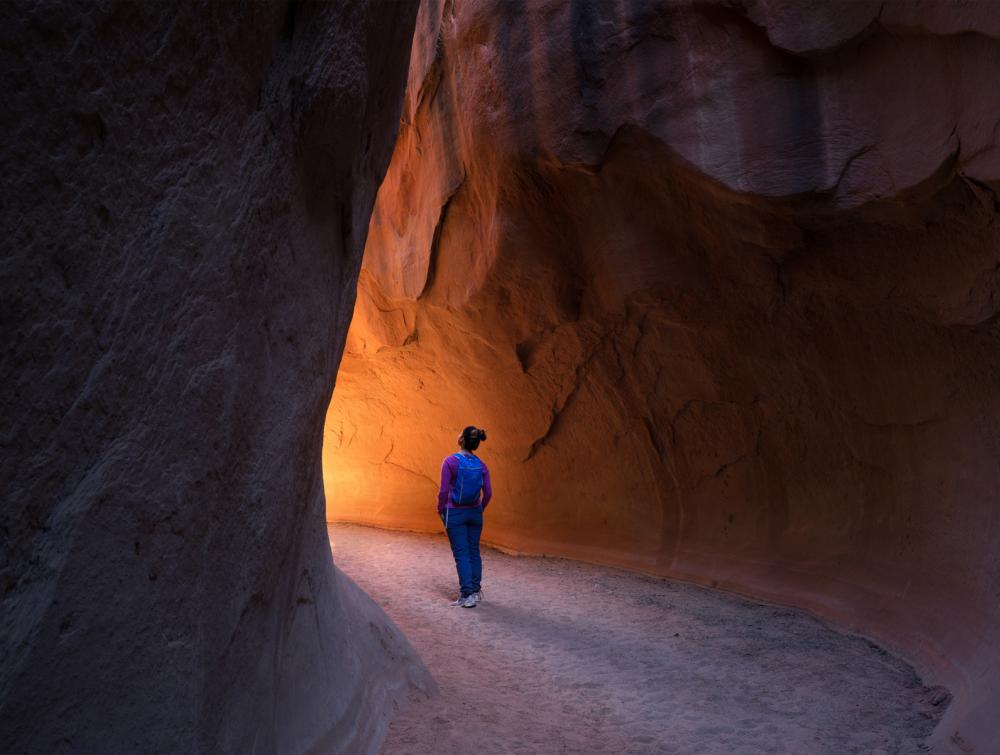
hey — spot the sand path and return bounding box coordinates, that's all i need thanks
[328,524,946,754]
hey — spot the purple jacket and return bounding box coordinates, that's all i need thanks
[437,453,492,514]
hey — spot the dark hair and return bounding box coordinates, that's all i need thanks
[461,425,487,451]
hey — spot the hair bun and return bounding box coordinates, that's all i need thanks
[477,428,487,441]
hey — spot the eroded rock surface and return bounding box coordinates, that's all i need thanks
[325,1,1000,750]
[1,1,427,753]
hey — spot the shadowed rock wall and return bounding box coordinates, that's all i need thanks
[324,0,1000,750]
[0,1,427,753]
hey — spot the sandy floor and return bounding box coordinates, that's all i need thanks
[328,524,947,754]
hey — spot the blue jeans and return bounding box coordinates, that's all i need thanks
[444,505,483,597]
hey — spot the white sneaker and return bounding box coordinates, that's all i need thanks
[471,590,484,604]
[461,594,477,608]
[450,596,466,607]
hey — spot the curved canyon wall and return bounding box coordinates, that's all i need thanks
[324,0,1000,751]
[1,2,427,753]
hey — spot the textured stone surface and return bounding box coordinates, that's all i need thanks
[325,1,1000,751]
[0,1,428,753]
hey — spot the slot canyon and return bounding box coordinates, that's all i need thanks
[2,0,998,753]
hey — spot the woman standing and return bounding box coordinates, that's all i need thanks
[438,426,492,607]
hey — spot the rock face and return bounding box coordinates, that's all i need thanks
[325,0,1000,750]
[0,2,428,753]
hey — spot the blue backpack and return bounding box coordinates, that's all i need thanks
[450,453,484,505]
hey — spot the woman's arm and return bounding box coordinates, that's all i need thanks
[437,456,455,515]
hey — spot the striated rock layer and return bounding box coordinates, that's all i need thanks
[0,1,429,753]
[325,0,1000,750]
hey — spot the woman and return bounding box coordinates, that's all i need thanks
[438,426,492,607]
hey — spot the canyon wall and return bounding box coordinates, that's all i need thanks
[0,1,428,753]
[324,0,1000,751]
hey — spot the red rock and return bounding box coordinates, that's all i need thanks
[325,1,1000,751]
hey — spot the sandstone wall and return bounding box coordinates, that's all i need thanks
[324,1,1000,750]
[0,1,428,752]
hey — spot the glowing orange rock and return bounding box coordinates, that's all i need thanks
[326,0,1000,750]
